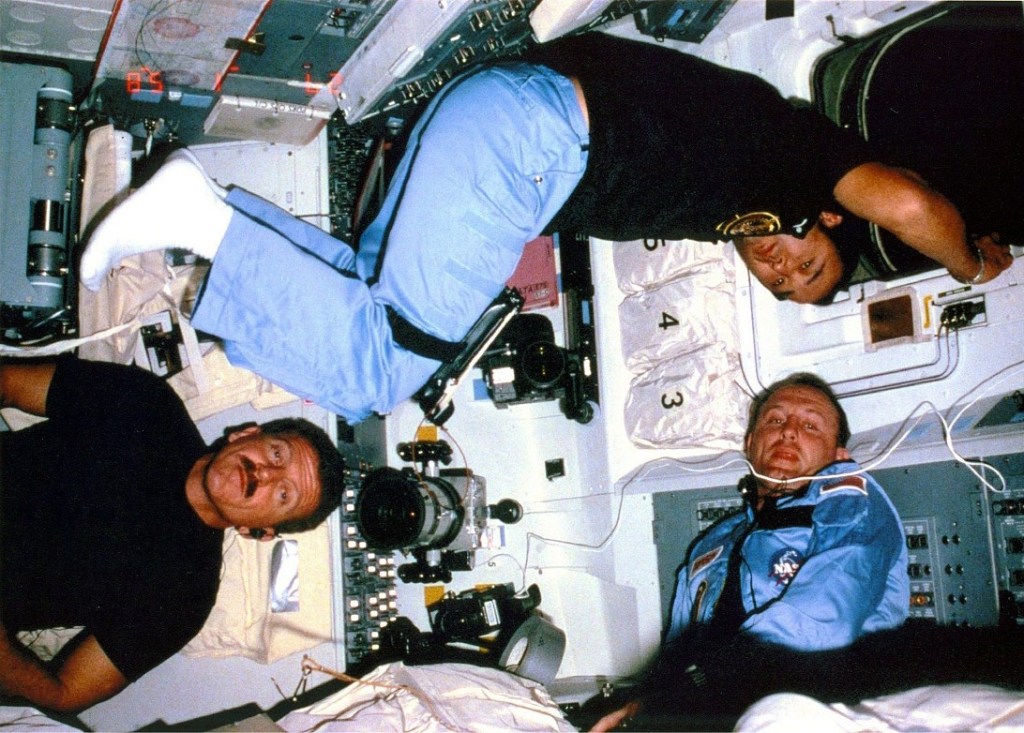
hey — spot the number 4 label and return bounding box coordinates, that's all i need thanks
[658,312,679,330]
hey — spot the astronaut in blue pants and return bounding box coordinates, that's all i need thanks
[83,33,1010,424]
[81,63,588,425]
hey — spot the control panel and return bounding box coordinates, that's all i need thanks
[337,465,400,666]
[880,453,1023,627]
[988,477,1024,622]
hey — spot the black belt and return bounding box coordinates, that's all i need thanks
[386,307,462,362]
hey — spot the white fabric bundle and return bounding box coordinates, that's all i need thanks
[624,342,747,450]
[612,238,745,450]
[735,684,1024,732]
[276,662,577,732]
[618,265,737,374]
[613,238,728,294]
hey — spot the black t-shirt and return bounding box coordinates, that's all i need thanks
[527,33,873,241]
[0,355,222,681]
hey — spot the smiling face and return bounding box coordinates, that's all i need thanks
[187,426,322,534]
[744,384,850,502]
[734,215,845,304]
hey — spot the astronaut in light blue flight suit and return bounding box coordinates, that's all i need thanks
[587,372,908,732]
[666,372,909,652]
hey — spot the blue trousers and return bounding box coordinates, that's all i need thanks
[191,63,589,423]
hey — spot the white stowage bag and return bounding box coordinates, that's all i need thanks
[623,342,747,450]
[612,238,727,294]
[617,265,737,374]
[275,662,577,733]
[183,527,332,663]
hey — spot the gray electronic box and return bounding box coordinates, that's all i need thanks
[0,62,77,341]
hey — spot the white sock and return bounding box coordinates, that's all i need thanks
[79,151,233,290]
[166,148,229,198]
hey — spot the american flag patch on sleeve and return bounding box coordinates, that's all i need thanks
[690,545,723,576]
[821,475,867,496]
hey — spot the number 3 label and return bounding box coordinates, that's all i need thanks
[661,391,684,409]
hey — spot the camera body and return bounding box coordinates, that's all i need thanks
[354,440,520,584]
[479,312,595,424]
[380,584,539,655]
[428,583,541,645]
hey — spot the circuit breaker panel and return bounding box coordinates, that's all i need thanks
[888,460,1002,627]
[653,451,1024,631]
[337,464,400,666]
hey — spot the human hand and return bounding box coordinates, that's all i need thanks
[973,234,1014,282]
[589,700,641,732]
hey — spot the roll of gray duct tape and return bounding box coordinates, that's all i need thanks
[498,615,566,686]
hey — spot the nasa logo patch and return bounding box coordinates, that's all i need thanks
[768,547,804,587]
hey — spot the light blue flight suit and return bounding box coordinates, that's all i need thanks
[191,63,589,423]
[666,461,909,652]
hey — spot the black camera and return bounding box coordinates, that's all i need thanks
[428,583,541,646]
[479,312,595,424]
[378,583,560,681]
[379,583,540,656]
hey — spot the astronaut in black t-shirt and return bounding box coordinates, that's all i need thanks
[77,33,1014,424]
[0,355,344,713]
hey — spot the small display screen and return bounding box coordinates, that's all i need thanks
[867,294,916,345]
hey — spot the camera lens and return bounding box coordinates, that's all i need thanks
[431,598,493,641]
[356,467,463,551]
[521,341,565,389]
[356,469,423,549]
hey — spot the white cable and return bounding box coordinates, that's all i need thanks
[0,320,135,356]
[473,360,1024,579]
[937,359,1024,494]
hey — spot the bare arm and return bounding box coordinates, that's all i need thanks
[0,623,127,713]
[0,361,56,416]
[590,700,641,732]
[833,162,1013,284]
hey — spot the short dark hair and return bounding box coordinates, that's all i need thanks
[746,372,851,447]
[731,208,866,305]
[208,417,345,533]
